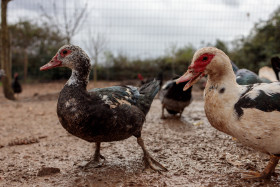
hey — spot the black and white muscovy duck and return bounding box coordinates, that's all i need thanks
[12,72,22,96]
[177,47,280,179]
[231,61,271,85]
[271,56,280,81]
[40,45,167,171]
[159,77,192,119]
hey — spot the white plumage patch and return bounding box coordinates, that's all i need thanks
[247,83,280,100]
[125,88,131,95]
[65,98,77,108]
[162,80,173,90]
[66,70,79,86]
[116,98,131,106]
[100,94,117,108]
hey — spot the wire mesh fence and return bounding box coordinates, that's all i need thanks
[7,0,280,60]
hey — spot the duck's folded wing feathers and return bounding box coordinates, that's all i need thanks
[89,85,139,108]
[234,82,280,119]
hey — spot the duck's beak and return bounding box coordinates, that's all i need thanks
[176,69,204,91]
[40,54,62,71]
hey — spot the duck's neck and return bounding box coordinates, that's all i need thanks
[206,63,237,87]
[66,68,90,89]
[204,63,240,136]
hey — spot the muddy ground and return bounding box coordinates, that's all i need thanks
[0,81,279,187]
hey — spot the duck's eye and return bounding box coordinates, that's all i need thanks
[202,56,208,61]
[60,49,71,57]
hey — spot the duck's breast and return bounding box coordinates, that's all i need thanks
[232,109,280,154]
[57,86,145,142]
[230,82,280,154]
[204,83,238,135]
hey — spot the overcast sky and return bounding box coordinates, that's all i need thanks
[7,0,280,59]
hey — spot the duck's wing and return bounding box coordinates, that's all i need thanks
[89,85,140,109]
[234,82,280,119]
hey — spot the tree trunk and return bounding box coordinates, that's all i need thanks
[23,49,28,82]
[1,0,15,100]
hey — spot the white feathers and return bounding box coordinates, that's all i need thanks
[100,94,132,109]
[116,98,131,106]
[66,70,79,86]
[102,95,108,100]
[65,98,77,108]
[125,88,131,95]
[65,98,78,113]
[247,82,280,100]
[100,94,117,109]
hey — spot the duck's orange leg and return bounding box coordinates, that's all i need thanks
[242,155,279,179]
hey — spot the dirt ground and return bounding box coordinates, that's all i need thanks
[0,81,280,187]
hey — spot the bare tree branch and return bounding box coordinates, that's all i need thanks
[70,1,88,39]
[40,0,89,44]
[84,30,108,83]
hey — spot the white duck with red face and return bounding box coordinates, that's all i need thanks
[177,47,280,179]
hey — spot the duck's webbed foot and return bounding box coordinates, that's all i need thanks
[78,142,106,169]
[242,155,279,179]
[137,137,167,172]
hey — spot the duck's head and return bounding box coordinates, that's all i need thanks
[176,47,231,91]
[40,45,90,71]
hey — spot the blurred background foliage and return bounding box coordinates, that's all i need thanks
[4,7,280,82]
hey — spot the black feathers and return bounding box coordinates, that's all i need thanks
[12,73,22,94]
[91,80,160,116]
[271,56,280,80]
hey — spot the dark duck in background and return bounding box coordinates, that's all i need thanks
[12,72,22,97]
[159,77,192,119]
[177,47,280,179]
[40,45,167,171]
[271,56,280,80]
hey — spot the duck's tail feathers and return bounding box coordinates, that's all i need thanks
[139,79,160,99]
[138,79,160,115]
